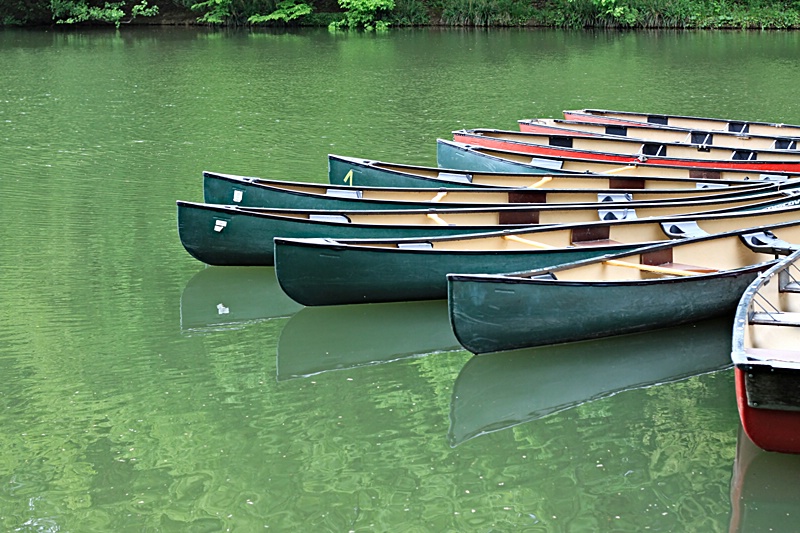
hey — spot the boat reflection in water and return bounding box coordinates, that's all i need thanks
[180,267,303,334]
[449,316,733,446]
[277,300,460,380]
[730,426,800,532]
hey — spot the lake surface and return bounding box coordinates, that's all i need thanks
[2,27,800,531]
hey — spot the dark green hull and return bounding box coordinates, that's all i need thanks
[449,316,732,446]
[203,170,509,208]
[448,264,768,354]
[274,237,639,305]
[327,153,568,189]
[436,139,565,173]
[276,300,459,380]
[274,200,800,305]
[180,267,303,333]
[176,201,553,266]
[204,170,775,211]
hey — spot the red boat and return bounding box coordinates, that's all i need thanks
[518,118,800,151]
[562,108,800,138]
[453,128,800,173]
[732,248,800,454]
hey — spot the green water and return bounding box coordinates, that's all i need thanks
[2,27,800,531]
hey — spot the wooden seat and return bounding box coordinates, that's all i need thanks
[745,346,800,364]
[751,311,800,327]
[781,281,800,293]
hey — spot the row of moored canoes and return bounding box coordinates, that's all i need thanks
[176,108,800,455]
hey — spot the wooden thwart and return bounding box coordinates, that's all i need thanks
[603,259,707,276]
[526,177,553,188]
[502,234,552,249]
[503,234,712,276]
[601,165,638,175]
[427,213,449,225]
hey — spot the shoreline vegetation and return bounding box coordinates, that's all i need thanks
[5,0,800,30]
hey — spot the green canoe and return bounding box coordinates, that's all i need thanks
[447,220,800,354]
[436,139,800,182]
[203,170,773,210]
[273,201,800,306]
[178,188,800,267]
[449,316,732,446]
[329,150,785,188]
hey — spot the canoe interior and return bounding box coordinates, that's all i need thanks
[520,118,800,151]
[743,252,800,356]
[520,223,800,283]
[326,205,800,255]
[458,129,800,162]
[438,140,800,181]
[562,109,800,138]
[211,172,773,205]
[233,187,795,227]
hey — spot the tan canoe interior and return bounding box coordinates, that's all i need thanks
[444,144,800,181]
[563,109,800,138]
[506,222,800,283]
[528,118,797,151]
[468,130,800,162]
[330,207,800,253]
[366,161,770,187]
[745,259,800,361]
[256,191,797,228]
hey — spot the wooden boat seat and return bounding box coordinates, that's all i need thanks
[781,281,800,293]
[751,311,800,327]
[745,346,800,364]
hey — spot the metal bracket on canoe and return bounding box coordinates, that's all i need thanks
[309,214,351,223]
[695,182,728,189]
[598,208,637,221]
[397,242,433,250]
[660,221,709,239]
[325,188,363,199]
[598,193,633,203]
[437,172,472,183]
[759,174,790,183]
[214,219,228,233]
[528,158,564,170]
[741,230,800,255]
[232,190,244,203]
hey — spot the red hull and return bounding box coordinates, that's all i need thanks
[453,132,800,173]
[735,367,800,454]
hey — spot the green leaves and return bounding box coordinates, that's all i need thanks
[329,0,395,30]
[50,0,158,27]
[248,0,312,23]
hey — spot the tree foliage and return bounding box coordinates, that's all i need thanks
[329,0,395,29]
[50,0,158,27]
[5,0,800,27]
[248,0,313,23]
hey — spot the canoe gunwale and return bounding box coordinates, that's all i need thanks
[732,248,800,369]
